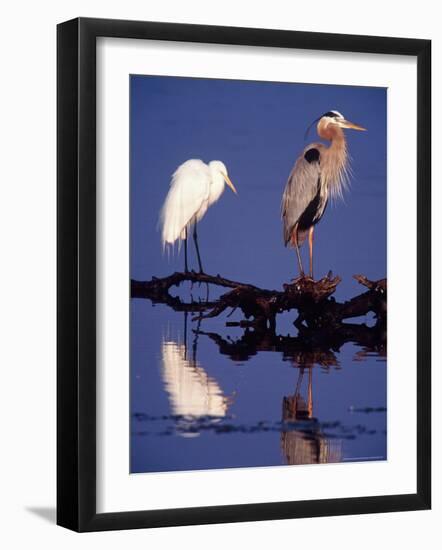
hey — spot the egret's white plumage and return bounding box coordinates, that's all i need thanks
[160,159,236,248]
[160,159,237,273]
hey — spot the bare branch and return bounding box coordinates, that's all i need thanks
[131,271,386,329]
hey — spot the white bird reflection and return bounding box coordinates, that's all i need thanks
[160,316,230,435]
[161,340,229,418]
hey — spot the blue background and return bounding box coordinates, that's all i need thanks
[130,75,387,473]
[130,76,386,293]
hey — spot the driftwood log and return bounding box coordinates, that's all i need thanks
[131,271,386,331]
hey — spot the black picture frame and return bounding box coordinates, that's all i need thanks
[57,17,431,532]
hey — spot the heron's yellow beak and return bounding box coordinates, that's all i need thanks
[222,172,238,194]
[341,119,367,131]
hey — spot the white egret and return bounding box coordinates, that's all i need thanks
[160,159,237,272]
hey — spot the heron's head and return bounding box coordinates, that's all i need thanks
[316,110,366,140]
[209,161,237,195]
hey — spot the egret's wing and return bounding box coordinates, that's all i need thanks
[160,159,210,247]
[281,146,322,245]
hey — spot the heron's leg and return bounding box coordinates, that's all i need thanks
[184,226,189,273]
[293,368,304,416]
[295,368,304,397]
[308,226,315,279]
[293,225,304,277]
[307,367,313,419]
[193,222,204,273]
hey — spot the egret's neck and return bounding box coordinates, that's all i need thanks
[208,169,225,206]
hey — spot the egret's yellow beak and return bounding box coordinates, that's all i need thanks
[222,172,238,194]
[341,119,366,131]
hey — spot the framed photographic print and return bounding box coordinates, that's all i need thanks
[57,17,431,532]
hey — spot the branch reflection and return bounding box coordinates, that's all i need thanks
[158,313,385,460]
[195,322,385,464]
[197,320,386,364]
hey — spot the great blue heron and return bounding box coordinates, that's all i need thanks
[282,110,366,278]
[160,159,237,273]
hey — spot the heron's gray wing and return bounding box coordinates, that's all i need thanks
[281,147,321,246]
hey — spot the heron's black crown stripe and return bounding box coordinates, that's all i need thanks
[322,111,340,118]
[304,148,320,163]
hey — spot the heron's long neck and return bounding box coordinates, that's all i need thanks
[322,127,349,200]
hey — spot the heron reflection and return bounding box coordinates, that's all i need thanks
[281,366,342,466]
[195,326,348,464]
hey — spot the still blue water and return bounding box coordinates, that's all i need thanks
[130,75,387,473]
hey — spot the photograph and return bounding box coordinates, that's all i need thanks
[0,0,434,543]
[130,75,387,474]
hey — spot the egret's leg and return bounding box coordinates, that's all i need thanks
[184,226,189,273]
[308,226,315,279]
[193,223,204,273]
[183,311,188,360]
[192,317,202,362]
[293,225,304,277]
